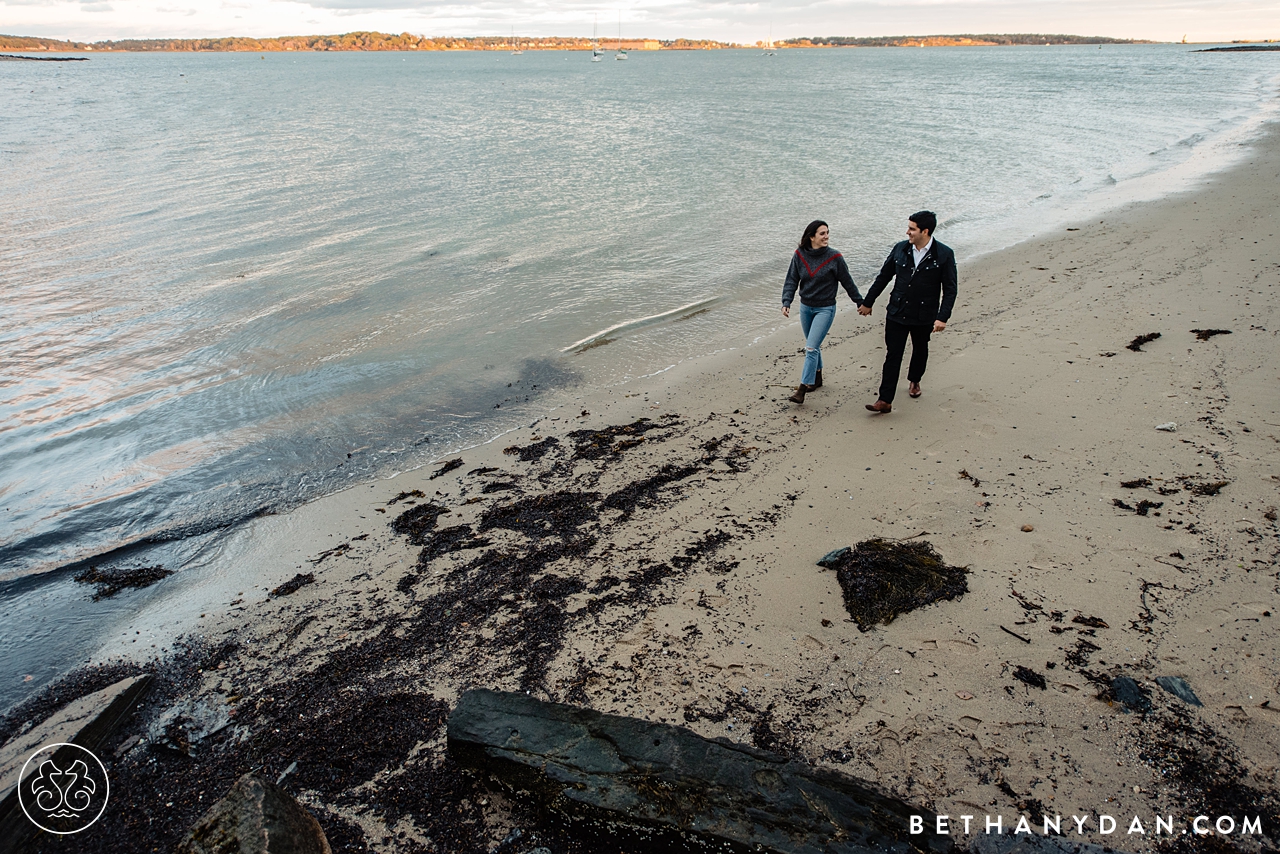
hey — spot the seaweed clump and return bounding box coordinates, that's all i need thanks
[1126,332,1161,351]
[1012,665,1047,690]
[1112,498,1162,515]
[829,539,969,631]
[478,490,600,537]
[270,572,315,598]
[429,458,464,479]
[391,502,450,544]
[74,564,173,600]
[568,417,673,460]
[503,436,560,462]
[1190,328,1231,341]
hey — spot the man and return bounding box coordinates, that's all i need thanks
[857,211,957,414]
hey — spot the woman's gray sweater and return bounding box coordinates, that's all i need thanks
[782,246,863,308]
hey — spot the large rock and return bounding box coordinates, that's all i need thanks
[0,675,152,853]
[176,774,331,854]
[447,688,952,854]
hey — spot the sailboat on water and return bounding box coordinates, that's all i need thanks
[592,15,603,61]
[763,26,776,55]
[510,27,522,55]
[615,13,628,60]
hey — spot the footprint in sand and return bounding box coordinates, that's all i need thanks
[943,640,979,654]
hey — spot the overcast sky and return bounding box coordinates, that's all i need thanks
[3,0,1277,44]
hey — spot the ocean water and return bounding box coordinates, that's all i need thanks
[2,45,1278,707]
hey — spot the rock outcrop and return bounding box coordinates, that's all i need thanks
[176,774,331,854]
[448,687,953,854]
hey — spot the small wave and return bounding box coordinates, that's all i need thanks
[562,297,721,354]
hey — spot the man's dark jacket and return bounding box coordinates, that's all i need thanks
[863,239,958,325]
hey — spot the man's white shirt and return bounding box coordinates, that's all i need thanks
[912,238,933,269]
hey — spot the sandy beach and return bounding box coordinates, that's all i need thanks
[6,121,1280,852]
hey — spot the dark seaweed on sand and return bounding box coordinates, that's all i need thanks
[477,490,600,537]
[829,539,969,631]
[1126,332,1161,351]
[568,417,672,460]
[1120,477,1151,489]
[1065,637,1101,667]
[429,457,464,479]
[390,502,450,543]
[1185,480,1229,496]
[269,572,315,598]
[1190,328,1231,341]
[73,564,173,600]
[1112,497,1162,515]
[1012,665,1047,690]
[19,414,755,854]
[502,435,560,462]
[1140,708,1280,849]
[603,462,703,518]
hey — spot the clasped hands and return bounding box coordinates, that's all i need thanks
[781,303,945,333]
[857,303,946,332]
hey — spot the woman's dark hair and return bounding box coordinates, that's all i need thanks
[799,219,828,250]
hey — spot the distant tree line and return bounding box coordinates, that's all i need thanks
[785,34,1151,47]
[1,31,1153,53]
[0,32,731,52]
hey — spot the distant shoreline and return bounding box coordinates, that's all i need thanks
[0,52,88,60]
[0,31,1163,54]
[1196,44,1280,52]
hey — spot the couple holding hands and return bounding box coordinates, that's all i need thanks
[781,211,957,410]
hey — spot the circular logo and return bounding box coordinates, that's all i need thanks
[18,743,109,834]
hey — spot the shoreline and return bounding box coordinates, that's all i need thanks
[3,45,1276,590]
[4,118,1278,851]
[3,90,1279,717]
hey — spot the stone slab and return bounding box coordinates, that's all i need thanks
[0,674,151,853]
[176,774,331,854]
[447,687,954,854]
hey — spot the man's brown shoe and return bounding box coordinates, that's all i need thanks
[908,382,922,398]
[789,385,812,404]
[813,369,823,389]
[865,400,892,413]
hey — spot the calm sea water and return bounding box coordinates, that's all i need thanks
[1,45,1278,706]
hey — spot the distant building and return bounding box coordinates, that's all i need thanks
[614,40,661,50]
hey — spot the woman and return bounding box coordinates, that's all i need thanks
[781,220,864,404]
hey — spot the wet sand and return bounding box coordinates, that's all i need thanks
[7,123,1280,852]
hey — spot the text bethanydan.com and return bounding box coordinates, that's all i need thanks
[910,814,1263,837]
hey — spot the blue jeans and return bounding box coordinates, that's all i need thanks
[798,304,835,386]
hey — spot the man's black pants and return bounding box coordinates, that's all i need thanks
[878,319,933,404]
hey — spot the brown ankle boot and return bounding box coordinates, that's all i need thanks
[789,384,808,404]
[814,370,823,388]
